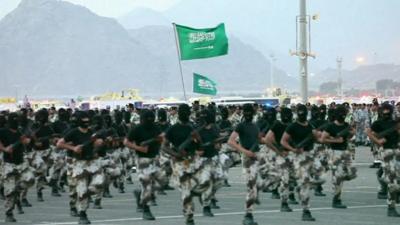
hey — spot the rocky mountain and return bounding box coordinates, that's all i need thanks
[311,64,400,90]
[0,0,297,98]
[0,0,161,97]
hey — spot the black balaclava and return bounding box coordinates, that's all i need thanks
[265,107,277,124]
[281,108,293,124]
[178,104,191,123]
[92,115,104,131]
[381,103,393,121]
[335,105,347,123]
[77,111,90,129]
[35,109,49,125]
[221,107,229,120]
[157,109,167,122]
[242,103,255,122]
[141,109,155,127]
[8,113,19,130]
[103,115,112,128]
[114,111,123,125]
[297,104,308,123]
[319,104,327,120]
[310,105,319,120]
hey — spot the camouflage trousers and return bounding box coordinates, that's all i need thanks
[275,152,296,203]
[66,157,78,210]
[380,149,400,207]
[120,147,136,182]
[219,144,241,180]
[28,149,51,193]
[292,151,318,210]
[171,156,205,219]
[110,149,125,185]
[328,149,357,198]
[242,151,280,214]
[72,159,105,212]
[194,156,225,207]
[97,155,122,200]
[312,144,329,185]
[136,157,168,206]
[47,148,66,183]
[156,151,173,186]
[2,162,35,215]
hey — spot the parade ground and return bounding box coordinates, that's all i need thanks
[1,147,398,225]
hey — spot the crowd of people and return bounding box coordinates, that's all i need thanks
[0,100,399,225]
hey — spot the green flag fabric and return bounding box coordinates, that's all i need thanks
[175,23,228,60]
[193,73,217,96]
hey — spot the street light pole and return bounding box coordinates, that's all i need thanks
[299,0,308,103]
[269,54,276,90]
[337,57,343,97]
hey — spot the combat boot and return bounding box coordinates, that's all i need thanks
[314,185,326,197]
[21,198,32,207]
[224,179,231,187]
[102,187,113,198]
[271,189,280,199]
[93,199,102,209]
[78,211,91,224]
[288,193,298,205]
[243,213,258,225]
[5,212,17,222]
[388,206,400,217]
[126,176,133,184]
[203,206,214,217]
[37,190,44,202]
[210,198,220,209]
[133,189,143,212]
[16,200,24,214]
[0,186,5,200]
[332,196,347,209]
[150,193,157,206]
[186,214,195,225]
[158,189,167,195]
[70,207,79,217]
[143,205,156,220]
[280,202,293,212]
[378,190,388,199]
[118,182,125,194]
[164,184,175,191]
[52,186,62,197]
[302,209,316,221]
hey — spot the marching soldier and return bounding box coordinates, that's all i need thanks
[0,113,35,222]
[125,109,167,220]
[321,105,357,209]
[57,111,106,224]
[281,104,319,221]
[367,103,400,217]
[228,103,267,225]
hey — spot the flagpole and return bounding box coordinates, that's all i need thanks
[172,23,188,101]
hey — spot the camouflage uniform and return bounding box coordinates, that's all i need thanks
[47,148,66,187]
[66,156,78,213]
[136,157,167,206]
[381,149,400,208]
[72,159,105,212]
[30,149,51,200]
[292,151,316,211]
[219,143,240,181]
[2,161,35,217]
[171,156,201,220]
[328,149,357,198]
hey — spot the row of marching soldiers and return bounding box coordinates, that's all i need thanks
[1,101,400,225]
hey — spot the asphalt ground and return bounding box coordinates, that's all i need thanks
[1,147,399,225]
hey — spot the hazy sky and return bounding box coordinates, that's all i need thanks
[0,0,181,19]
[1,0,399,71]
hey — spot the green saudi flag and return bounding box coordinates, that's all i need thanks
[193,73,217,96]
[175,23,228,60]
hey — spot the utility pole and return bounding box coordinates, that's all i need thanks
[291,0,315,103]
[337,57,343,97]
[299,0,308,103]
[269,54,276,90]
